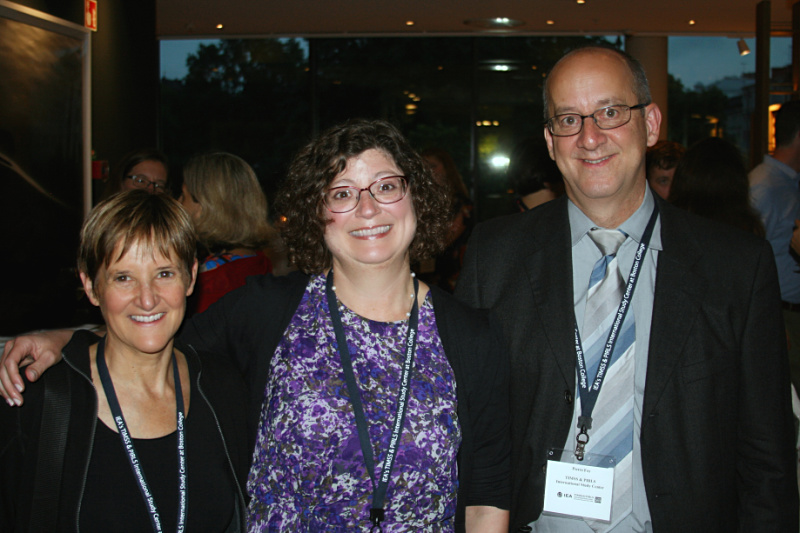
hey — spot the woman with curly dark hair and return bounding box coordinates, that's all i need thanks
[241,118,510,531]
[0,119,510,532]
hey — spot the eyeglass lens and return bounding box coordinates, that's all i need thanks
[325,176,406,213]
[127,174,166,192]
[548,105,636,136]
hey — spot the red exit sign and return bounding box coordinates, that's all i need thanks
[85,0,97,32]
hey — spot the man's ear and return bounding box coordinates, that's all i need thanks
[644,103,662,148]
[79,271,101,307]
[544,127,556,161]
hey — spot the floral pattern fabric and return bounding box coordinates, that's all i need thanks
[247,274,461,532]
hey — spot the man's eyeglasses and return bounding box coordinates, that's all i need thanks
[544,103,649,137]
[126,174,167,193]
[324,176,408,213]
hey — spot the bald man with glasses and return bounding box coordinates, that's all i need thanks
[456,45,798,532]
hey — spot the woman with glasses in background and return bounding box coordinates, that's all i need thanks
[104,147,170,198]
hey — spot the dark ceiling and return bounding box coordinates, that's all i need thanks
[157,0,794,39]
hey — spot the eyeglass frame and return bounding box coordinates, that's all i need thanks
[544,103,650,137]
[125,174,168,193]
[323,175,409,213]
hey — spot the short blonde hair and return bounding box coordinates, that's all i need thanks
[78,190,196,284]
[182,152,272,252]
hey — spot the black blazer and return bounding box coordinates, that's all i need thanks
[456,194,799,532]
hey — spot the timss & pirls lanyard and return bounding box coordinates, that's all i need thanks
[96,337,187,533]
[325,271,419,532]
[572,204,658,461]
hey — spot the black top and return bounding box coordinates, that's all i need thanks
[79,362,236,532]
[0,331,249,533]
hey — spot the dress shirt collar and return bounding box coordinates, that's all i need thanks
[568,185,663,251]
[762,154,800,183]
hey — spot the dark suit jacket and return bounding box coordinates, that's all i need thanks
[456,194,799,532]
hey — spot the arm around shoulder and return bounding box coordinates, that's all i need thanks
[0,328,74,406]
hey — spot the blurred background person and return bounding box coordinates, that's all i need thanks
[103,147,169,198]
[750,101,800,401]
[420,147,472,292]
[669,137,764,236]
[646,140,685,200]
[507,136,564,212]
[0,190,248,532]
[178,151,274,315]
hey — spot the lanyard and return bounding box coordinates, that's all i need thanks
[325,271,419,532]
[96,338,187,533]
[573,204,659,461]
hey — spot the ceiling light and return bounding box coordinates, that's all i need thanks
[688,20,696,25]
[492,65,511,72]
[737,38,751,56]
[577,0,585,4]
[491,155,510,168]
[464,17,524,31]
[216,23,224,30]
[406,20,414,26]
[546,20,555,25]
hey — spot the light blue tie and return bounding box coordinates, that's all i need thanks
[582,228,634,530]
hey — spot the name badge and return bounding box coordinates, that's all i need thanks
[542,459,614,522]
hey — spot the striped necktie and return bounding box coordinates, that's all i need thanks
[582,228,634,530]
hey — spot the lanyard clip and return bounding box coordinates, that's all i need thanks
[575,422,590,461]
[369,509,385,532]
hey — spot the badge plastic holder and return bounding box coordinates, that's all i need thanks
[541,448,616,523]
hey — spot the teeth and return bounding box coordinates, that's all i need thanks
[131,313,165,323]
[584,156,611,164]
[350,225,390,237]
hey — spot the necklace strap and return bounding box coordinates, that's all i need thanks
[325,270,419,529]
[96,338,187,533]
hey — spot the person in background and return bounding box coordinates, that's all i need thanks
[507,136,564,212]
[750,100,800,396]
[645,140,684,200]
[0,190,248,532]
[669,137,764,236]
[456,45,797,531]
[420,147,472,292]
[178,152,273,315]
[0,120,510,533]
[104,147,169,198]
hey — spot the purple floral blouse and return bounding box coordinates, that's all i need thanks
[246,274,461,532]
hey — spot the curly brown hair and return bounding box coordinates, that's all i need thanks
[276,119,452,274]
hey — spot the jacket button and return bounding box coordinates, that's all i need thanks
[542,462,547,473]
[564,390,573,404]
